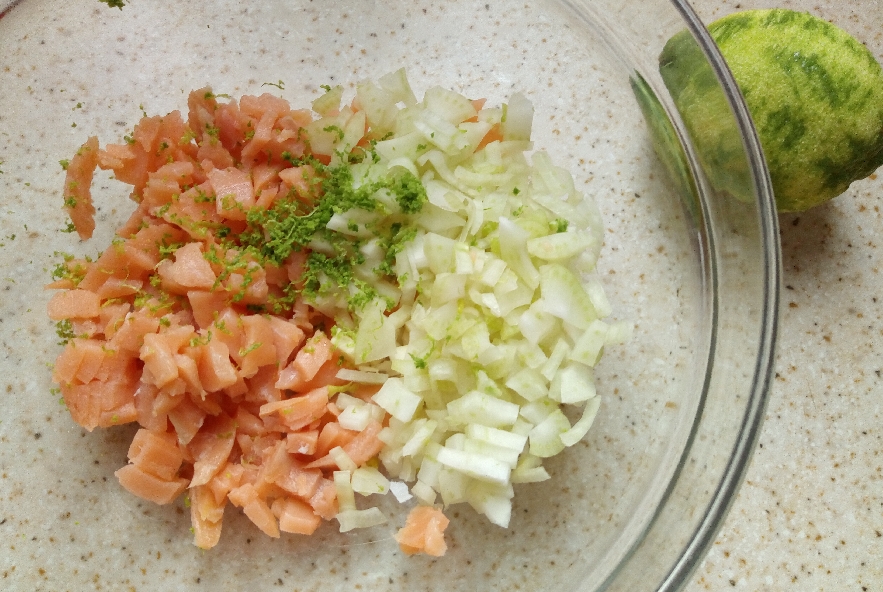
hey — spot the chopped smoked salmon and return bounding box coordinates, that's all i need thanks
[394,506,450,557]
[48,84,454,558]
[63,136,99,240]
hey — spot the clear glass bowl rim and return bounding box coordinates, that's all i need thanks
[0,1,782,589]
[604,1,782,589]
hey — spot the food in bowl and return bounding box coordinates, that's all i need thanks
[47,70,625,556]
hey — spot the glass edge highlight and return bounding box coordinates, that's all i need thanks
[658,0,782,589]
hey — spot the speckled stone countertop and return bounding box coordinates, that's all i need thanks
[0,0,881,591]
[685,1,883,590]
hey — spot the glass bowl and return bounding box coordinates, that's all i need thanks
[0,0,779,590]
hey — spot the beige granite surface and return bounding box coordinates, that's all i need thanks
[0,0,880,591]
[686,1,883,590]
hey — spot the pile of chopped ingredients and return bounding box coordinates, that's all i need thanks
[47,69,626,557]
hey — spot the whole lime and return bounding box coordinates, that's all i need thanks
[660,9,883,212]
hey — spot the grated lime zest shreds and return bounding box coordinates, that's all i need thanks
[229,154,428,315]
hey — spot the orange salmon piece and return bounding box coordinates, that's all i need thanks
[255,440,291,485]
[293,331,334,381]
[476,124,504,151]
[285,429,319,457]
[239,314,277,378]
[207,462,245,506]
[63,136,99,239]
[304,420,383,470]
[275,331,338,391]
[253,184,279,211]
[142,172,181,212]
[167,395,207,447]
[156,241,217,294]
[97,141,151,192]
[175,352,204,397]
[134,382,168,433]
[95,277,143,301]
[52,340,88,386]
[110,311,160,354]
[310,422,358,463]
[244,364,282,405]
[196,337,238,393]
[52,337,108,385]
[100,301,131,338]
[234,406,265,436]
[394,506,450,557]
[187,87,219,143]
[223,264,268,306]
[133,114,162,154]
[259,387,328,432]
[190,484,225,549]
[72,339,107,385]
[140,332,179,389]
[160,184,224,240]
[341,419,384,466]
[214,99,246,153]
[208,307,244,364]
[187,290,230,330]
[307,477,338,520]
[272,497,321,536]
[127,428,184,481]
[287,358,348,394]
[220,373,247,400]
[239,93,291,167]
[252,161,283,193]
[115,463,188,505]
[197,140,235,171]
[276,459,322,501]
[268,316,305,366]
[227,482,280,538]
[188,414,236,487]
[262,260,287,288]
[47,289,101,321]
[60,353,139,431]
[207,166,254,221]
[278,165,316,200]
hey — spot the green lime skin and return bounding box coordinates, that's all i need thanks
[661,9,883,212]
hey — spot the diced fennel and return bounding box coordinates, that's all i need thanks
[569,319,610,367]
[550,362,597,405]
[334,470,357,512]
[371,377,422,422]
[312,84,344,116]
[351,466,391,496]
[336,401,375,432]
[560,396,602,447]
[335,367,389,384]
[330,447,358,472]
[317,71,623,531]
[416,455,443,488]
[336,508,387,533]
[401,418,438,457]
[528,409,571,458]
[465,424,529,452]
[411,480,438,505]
[511,453,552,484]
[466,481,515,528]
[435,446,512,486]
